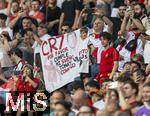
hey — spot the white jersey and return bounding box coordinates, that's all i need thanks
[144,40,150,63]
[117,31,143,71]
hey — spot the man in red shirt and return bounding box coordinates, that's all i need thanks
[96,32,119,84]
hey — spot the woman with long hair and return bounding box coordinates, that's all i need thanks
[13,64,39,92]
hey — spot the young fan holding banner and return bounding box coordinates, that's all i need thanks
[77,8,113,79]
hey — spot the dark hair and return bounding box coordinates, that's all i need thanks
[80,73,90,79]
[124,79,139,96]
[52,90,66,100]
[117,75,131,82]
[134,69,146,77]
[1,32,11,41]
[80,27,88,33]
[61,22,71,28]
[8,48,23,58]
[123,62,131,68]
[72,81,84,91]
[55,100,72,112]
[110,89,119,100]
[119,3,127,7]
[134,3,147,15]
[130,61,141,69]
[22,16,32,23]
[49,0,57,6]
[131,54,144,63]
[23,64,34,79]
[38,23,48,31]
[100,32,112,41]
[85,80,100,89]
[0,13,7,21]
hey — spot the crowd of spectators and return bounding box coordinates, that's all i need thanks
[0,0,150,116]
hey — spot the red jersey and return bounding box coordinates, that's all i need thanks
[100,47,119,74]
[16,76,40,92]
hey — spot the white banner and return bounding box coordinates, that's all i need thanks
[40,29,89,92]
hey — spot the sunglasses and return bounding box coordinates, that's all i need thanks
[61,29,68,32]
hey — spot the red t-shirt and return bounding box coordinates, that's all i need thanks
[92,48,98,58]
[91,33,102,63]
[31,11,44,23]
[100,47,119,74]
[16,76,40,92]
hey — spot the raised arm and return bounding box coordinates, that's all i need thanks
[131,18,145,33]
[93,8,113,33]
[120,10,129,35]
[102,16,113,34]
[76,8,88,28]
[121,10,145,34]
[27,31,42,45]
[110,49,119,79]
[9,12,22,29]
[117,83,131,110]
[72,9,80,30]
[6,0,13,16]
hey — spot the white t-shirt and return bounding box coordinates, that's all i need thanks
[117,31,144,71]
[144,40,150,63]
[93,100,105,110]
[57,0,64,8]
[32,34,51,54]
[77,36,90,73]
[88,33,104,64]
[141,16,150,30]
[89,34,101,48]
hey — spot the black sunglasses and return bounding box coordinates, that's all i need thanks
[61,29,68,31]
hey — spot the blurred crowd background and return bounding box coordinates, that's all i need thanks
[0,0,150,116]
